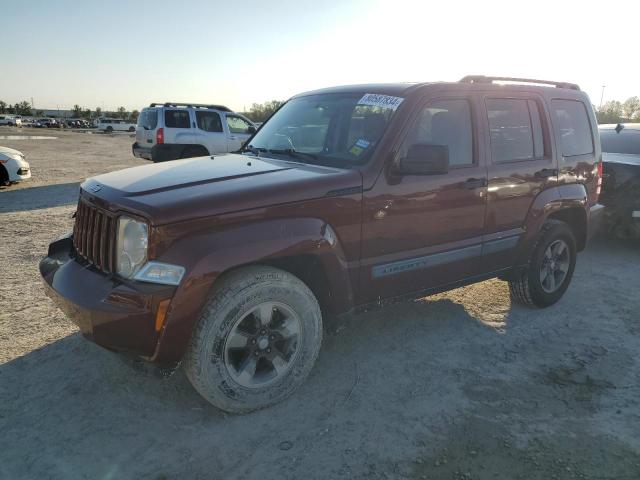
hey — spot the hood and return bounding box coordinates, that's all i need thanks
[0,146,24,157]
[81,153,363,225]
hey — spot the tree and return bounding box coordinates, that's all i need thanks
[117,106,127,119]
[245,100,285,123]
[17,101,32,116]
[72,104,83,118]
[83,108,91,119]
[622,96,640,120]
[129,109,139,122]
[0,101,6,114]
[95,107,102,118]
[597,100,624,124]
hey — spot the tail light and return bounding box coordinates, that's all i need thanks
[156,127,164,145]
[596,161,603,199]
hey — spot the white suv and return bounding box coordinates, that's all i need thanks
[132,103,256,162]
[0,115,22,127]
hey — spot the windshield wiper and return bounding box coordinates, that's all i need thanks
[267,148,318,162]
[242,144,266,156]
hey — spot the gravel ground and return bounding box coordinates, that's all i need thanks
[1,125,639,480]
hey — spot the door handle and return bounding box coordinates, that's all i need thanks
[464,177,488,189]
[535,168,558,179]
[229,136,237,140]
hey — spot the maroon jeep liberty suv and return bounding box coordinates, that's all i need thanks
[40,76,604,413]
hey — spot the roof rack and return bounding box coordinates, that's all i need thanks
[459,75,580,91]
[149,102,232,112]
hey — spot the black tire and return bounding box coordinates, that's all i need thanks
[0,165,9,186]
[184,266,323,413]
[128,126,135,132]
[509,219,577,308]
[105,126,113,133]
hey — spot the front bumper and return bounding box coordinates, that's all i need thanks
[40,234,177,361]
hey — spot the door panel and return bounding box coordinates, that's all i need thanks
[359,96,488,304]
[482,95,558,271]
[225,115,253,151]
[163,109,194,146]
[194,110,227,153]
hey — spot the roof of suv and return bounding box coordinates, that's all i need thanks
[148,102,232,112]
[294,76,583,99]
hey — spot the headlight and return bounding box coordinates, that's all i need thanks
[116,216,148,278]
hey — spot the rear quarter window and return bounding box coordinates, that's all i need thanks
[164,110,191,129]
[551,100,594,157]
[138,109,158,130]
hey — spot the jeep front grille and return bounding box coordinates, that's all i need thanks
[72,199,117,273]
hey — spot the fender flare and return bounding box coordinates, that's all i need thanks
[151,217,353,363]
[515,184,588,265]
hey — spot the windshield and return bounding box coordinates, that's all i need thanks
[245,92,402,167]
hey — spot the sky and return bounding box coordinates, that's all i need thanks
[1,0,639,113]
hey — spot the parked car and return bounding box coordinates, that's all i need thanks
[41,76,603,413]
[599,123,640,239]
[96,118,136,133]
[0,115,22,127]
[0,146,31,185]
[36,118,61,128]
[132,102,256,162]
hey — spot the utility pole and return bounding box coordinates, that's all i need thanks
[599,85,606,109]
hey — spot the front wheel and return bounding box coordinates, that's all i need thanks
[184,266,323,413]
[509,220,576,308]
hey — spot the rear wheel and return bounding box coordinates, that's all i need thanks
[509,220,576,308]
[105,126,113,133]
[184,266,323,413]
[128,126,135,132]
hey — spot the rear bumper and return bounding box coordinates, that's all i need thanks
[132,142,185,162]
[40,234,177,363]
[132,142,153,160]
[588,203,605,240]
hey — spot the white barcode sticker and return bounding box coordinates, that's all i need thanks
[357,93,404,111]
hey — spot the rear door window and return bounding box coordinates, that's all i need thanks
[551,100,594,157]
[164,110,191,129]
[138,109,158,130]
[196,111,223,132]
[486,98,546,162]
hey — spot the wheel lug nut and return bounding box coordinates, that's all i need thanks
[270,335,275,340]
[251,339,256,344]
[254,351,259,356]
[267,348,271,353]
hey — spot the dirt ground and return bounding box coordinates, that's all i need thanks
[1,126,639,480]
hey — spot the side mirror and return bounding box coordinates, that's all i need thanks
[247,125,257,134]
[397,144,449,175]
